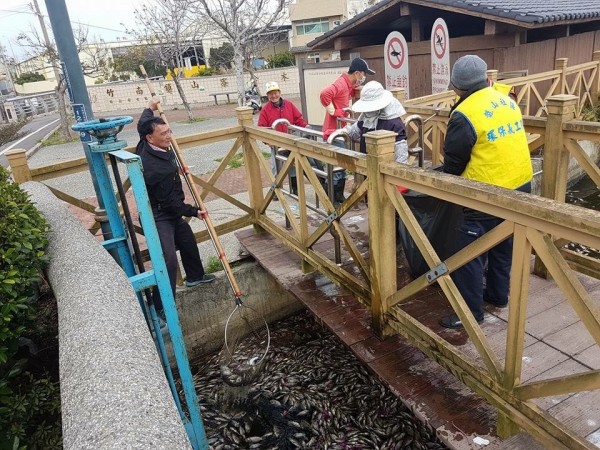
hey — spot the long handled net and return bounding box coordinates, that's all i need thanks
[140,67,270,386]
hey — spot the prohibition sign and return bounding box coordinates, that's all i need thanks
[387,37,405,69]
[433,24,447,59]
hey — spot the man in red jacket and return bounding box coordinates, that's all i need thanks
[319,57,375,204]
[258,81,308,194]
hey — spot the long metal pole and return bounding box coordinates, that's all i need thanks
[44,0,118,255]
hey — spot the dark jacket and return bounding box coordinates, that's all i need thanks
[354,117,407,154]
[137,108,198,221]
[442,82,487,176]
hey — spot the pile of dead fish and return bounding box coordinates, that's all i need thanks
[193,311,447,449]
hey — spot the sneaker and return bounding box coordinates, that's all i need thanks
[185,273,216,287]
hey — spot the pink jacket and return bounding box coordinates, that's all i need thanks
[319,72,356,140]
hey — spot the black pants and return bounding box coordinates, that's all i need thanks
[153,217,205,311]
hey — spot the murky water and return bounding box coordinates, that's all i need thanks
[193,311,447,449]
[566,176,600,259]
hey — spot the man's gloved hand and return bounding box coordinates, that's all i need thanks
[325,103,335,116]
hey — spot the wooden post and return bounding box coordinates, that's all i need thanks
[365,130,397,337]
[533,94,577,278]
[592,51,600,105]
[555,58,568,95]
[236,106,264,233]
[487,69,499,84]
[390,88,407,104]
[5,149,32,183]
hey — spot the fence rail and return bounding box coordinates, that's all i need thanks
[6,60,600,449]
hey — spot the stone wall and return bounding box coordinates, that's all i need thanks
[89,67,300,113]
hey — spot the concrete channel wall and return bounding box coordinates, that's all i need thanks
[23,182,190,450]
[22,181,304,448]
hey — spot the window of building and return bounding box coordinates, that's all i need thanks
[306,52,320,63]
[296,19,330,36]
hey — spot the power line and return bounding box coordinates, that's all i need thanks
[0,8,127,35]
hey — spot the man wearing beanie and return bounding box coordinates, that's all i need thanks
[440,55,533,329]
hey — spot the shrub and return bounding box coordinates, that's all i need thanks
[266,51,295,68]
[0,121,29,147]
[14,72,45,85]
[0,165,55,447]
[196,66,218,77]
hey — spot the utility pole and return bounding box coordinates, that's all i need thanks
[32,0,71,137]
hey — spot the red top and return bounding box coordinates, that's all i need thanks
[319,72,356,140]
[257,99,307,131]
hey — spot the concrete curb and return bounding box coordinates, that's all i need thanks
[22,182,190,450]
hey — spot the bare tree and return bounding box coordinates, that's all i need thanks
[125,0,208,120]
[194,0,289,105]
[16,26,112,139]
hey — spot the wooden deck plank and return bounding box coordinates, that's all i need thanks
[236,219,600,450]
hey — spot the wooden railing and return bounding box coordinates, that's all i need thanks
[6,95,600,449]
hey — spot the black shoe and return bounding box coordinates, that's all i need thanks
[439,313,483,329]
[484,293,508,308]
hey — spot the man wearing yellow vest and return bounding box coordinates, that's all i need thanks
[440,55,533,329]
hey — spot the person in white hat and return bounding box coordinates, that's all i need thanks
[257,81,308,195]
[319,57,376,204]
[345,81,407,158]
[439,54,533,329]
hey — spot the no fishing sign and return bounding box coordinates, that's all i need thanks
[431,18,450,94]
[384,31,409,97]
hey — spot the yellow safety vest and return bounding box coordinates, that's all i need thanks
[452,87,533,189]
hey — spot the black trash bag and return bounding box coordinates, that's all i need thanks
[397,190,463,278]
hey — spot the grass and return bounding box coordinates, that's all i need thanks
[40,129,79,147]
[179,117,209,124]
[214,151,271,169]
[204,255,222,273]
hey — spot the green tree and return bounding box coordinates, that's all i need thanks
[266,51,294,68]
[14,72,45,84]
[112,46,167,78]
[209,42,234,70]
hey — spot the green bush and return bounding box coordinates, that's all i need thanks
[0,121,29,147]
[0,165,55,448]
[196,66,218,77]
[266,51,295,68]
[14,73,45,85]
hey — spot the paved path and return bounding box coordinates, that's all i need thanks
[26,98,305,264]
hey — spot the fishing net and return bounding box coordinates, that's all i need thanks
[220,302,270,387]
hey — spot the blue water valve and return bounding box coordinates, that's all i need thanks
[72,116,133,144]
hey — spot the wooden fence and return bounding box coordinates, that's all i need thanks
[6,70,600,448]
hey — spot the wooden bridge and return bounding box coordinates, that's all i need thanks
[6,55,600,449]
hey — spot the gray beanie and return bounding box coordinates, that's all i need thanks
[450,55,488,91]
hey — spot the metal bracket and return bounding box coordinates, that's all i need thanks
[325,211,338,225]
[425,263,448,284]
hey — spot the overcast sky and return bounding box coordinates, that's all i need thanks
[1,0,139,59]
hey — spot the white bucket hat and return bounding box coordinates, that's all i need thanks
[351,81,394,113]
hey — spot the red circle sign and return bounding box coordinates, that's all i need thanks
[433,24,447,59]
[386,37,405,69]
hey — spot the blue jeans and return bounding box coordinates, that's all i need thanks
[331,139,347,186]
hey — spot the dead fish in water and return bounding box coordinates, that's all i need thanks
[193,311,446,450]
